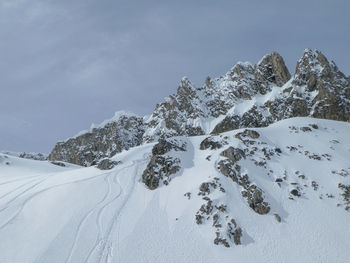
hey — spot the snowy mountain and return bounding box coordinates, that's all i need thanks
[48,49,350,167]
[1,117,350,262]
[1,48,350,262]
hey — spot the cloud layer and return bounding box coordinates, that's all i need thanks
[0,0,349,153]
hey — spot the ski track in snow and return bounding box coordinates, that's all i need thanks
[0,153,149,263]
[82,160,146,263]
[0,171,108,231]
[64,173,113,263]
[95,160,144,263]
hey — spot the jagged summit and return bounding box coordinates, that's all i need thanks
[293,48,345,88]
[256,51,291,87]
[49,111,145,166]
[48,49,350,166]
[70,110,140,139]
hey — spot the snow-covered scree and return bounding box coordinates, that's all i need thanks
[1,117,350,263]
[0,151,47,161]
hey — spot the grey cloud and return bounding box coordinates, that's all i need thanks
[0,0,349,153]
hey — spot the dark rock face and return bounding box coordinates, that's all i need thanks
[300,126,312,132]
[290,189,300,197]
[218,159,239,182]
[143,77,206,142]
[199,182,211,195]
[19,152,47,161]
[96,158,121,170]
[48,113,145,166]
[200,137,225,150]
[338,184,350,211]
[142,138,186,190]
[235,129,260,140]
[142,156,181,189]
[242,186,270,214]
[265,49,350,123]
[256,52,291,87]
[232,227,242,245]
[212,107,274,134]
[220,147,246,163]
[210,115,240,134]
[195,179,243,248]
[152,139,186,155]
[274,213,282,222]
[218,158,270,215]
[50,161,66,167]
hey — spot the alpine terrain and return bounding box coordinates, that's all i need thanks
[1,49,350,263]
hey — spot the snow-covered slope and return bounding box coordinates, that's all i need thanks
[1,117,350,263]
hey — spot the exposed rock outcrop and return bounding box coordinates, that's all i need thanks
[220,147,245,163]
[265,49,350,122]
[213,49,349,134]
[48,49,350,167]
[256,52,291,87]
[218,149,270,215]
[142,138,186,190]
[48,112,145,166]
[96,158,121,170]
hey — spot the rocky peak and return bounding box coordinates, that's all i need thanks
[177,77,195,96]
[295,49,329,75]
[292,49,347,90]
[48,48,350,167]
[229,62,255,79]
[142,76,206,143]
[48,111,145,166]
[286,49,350,121]
[256,52,291,87]
[211,62,259,101]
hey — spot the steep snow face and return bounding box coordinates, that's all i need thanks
[1,118,350,263]
[48,49,350,166]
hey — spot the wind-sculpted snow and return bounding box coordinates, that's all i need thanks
[1,118,350,262]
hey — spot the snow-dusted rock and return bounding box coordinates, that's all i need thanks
[48,111,145,166]
[48,49,350,167]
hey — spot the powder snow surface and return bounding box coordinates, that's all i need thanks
[0,117,350,263]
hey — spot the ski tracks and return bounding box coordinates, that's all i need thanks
[0,171,107,230]
[60,159,146,263]
[0,156,147,263]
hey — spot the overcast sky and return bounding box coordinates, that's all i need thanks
[0,0,349,153]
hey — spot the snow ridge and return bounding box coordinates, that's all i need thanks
[48,49,350,166]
